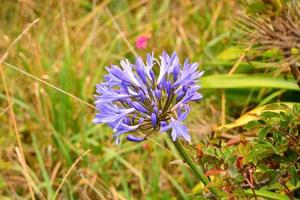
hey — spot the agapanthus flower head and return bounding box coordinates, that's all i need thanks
[94,52,203,144]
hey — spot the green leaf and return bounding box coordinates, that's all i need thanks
[192,182,204,194]
[293,104,300,116]
[244,120,264,130]
[264,103,290,111]
[201,74,299,90]
[289,166,298,186]
[216,47,243,61]
[260,111,280,119]
[262,48,281,58]
[258,126,270,140]
[245,189,290,200]
[286,148,298,163]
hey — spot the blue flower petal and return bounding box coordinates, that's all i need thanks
[94,51,202,144]
[126,134,146,142]
[120,60,141,86]
[151,113,157,127]
[170,119,191,142]
[94,106,135,124]
[95,85,131,104]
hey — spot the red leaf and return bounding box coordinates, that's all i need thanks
[236,156,244,169]
[205,169,223,176]
[226,138,240,146]
[196,144,203,159]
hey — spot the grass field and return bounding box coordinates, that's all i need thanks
[0,0,299,199]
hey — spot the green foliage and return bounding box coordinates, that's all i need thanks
[198,105,300,198]
[202,75,299,90]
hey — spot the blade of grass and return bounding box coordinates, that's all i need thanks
[101,145,142,165]
[52,149,91,200]
[0,102,13,117]
[258,90,284,106]
[3,62,95,109]
[15,148,40,200]
[0,93,31,111]
[74,0,110,30]
[52,129,73,165]
[0,18,39,63]
[104,7,138,57]
[0,18,40,200]
[202,1,223,41]
[202,74,299,90]
[148,143,162,198]
[32,134,55,199]
[79,175,106,200]
[104,148,146,195]
[161,169,188,200]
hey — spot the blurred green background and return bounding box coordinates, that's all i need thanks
[0,0,298,199]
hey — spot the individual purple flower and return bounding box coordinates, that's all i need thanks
[94,51,203,144]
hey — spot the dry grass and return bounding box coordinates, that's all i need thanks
[0,0,236,199]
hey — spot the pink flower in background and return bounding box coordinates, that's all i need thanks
[135,35,150,49]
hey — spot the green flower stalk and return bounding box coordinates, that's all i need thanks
[171,134,222,198]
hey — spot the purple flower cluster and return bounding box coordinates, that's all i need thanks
[93,52,203,144]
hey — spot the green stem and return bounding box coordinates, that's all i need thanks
[171,137,222,198]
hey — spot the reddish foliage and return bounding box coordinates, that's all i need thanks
[226,138,240,146]
[205,169,223,177]
[236,156,244,169]
[195,144,203,159]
